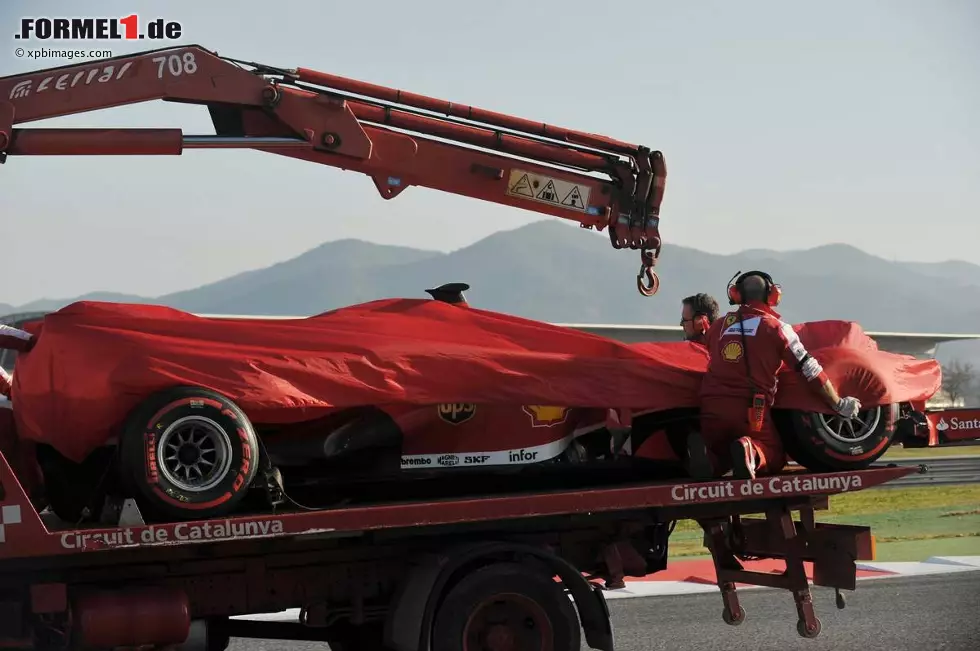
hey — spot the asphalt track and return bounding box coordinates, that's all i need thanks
[228,572,980,651]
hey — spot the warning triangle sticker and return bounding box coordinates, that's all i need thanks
[509,174,534,197]
[561,186,584,209]
[535,180,560,204]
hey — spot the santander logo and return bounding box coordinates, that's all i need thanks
[935,416,980,432]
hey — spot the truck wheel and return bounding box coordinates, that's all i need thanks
[119,386,259,521]
[431,562,581,651]
[775,404,899,472]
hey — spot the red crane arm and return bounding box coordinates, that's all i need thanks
[0,45,666,295]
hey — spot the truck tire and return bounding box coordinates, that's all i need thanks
[774,403,899,472]
[118,386,260,521]
[430,562,581,651]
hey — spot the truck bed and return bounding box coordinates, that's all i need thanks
[0,443,915,563]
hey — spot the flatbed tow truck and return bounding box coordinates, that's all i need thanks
[0,443,921,651]
[0,45,929,650]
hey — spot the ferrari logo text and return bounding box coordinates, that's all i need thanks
[8,62,134,101]
[437,403,476,425]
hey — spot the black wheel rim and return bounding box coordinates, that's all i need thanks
[462,592,554,651]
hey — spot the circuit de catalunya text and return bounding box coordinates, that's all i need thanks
[59,518,287,550]
[670,473,865,502]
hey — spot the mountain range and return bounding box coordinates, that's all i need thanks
[5,220,980,370]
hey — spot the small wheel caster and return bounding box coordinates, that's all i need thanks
[835,589,846,610]
[722,605,745,626]
[797,617,821,639]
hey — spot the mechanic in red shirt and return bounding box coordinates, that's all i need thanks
[680,293,720,346]
[0,324,35,398]
[686,271,862,480]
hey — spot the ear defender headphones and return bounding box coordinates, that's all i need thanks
[726,270,782,307]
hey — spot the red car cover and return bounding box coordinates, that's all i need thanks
[9,300,941,463]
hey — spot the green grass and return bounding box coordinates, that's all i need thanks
[881,444,980,460]
[667,485,980,562]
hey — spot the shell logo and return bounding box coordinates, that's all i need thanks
[721,341,743,363]
[522,405,570,427]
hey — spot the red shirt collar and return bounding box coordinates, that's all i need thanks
[741,300,781,319]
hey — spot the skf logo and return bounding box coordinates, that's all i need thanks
[15,16,183,41]
[523,406,570,428]
[437,403,476,425]
[464,455,491,465]
[721,341,743,363]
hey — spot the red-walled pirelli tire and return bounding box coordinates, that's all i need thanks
[430,562,581,651]
[118,386,260,522]
[774,403,900,473]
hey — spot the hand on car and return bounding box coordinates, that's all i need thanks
[835,396,862,419]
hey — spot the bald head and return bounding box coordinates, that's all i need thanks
[740,274,769,303]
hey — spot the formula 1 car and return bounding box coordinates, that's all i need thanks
[4,298,940,524]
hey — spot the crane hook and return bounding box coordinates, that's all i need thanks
[637,266,660,296]
[636,249,660,297]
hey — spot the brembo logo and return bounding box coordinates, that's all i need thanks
[15,16,183,41]
[8,62,133,101]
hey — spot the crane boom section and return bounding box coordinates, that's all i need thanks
[0,45,666,295]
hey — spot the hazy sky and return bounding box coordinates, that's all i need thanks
[1,0,978,305]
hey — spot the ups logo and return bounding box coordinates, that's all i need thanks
[437,403,477,425]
